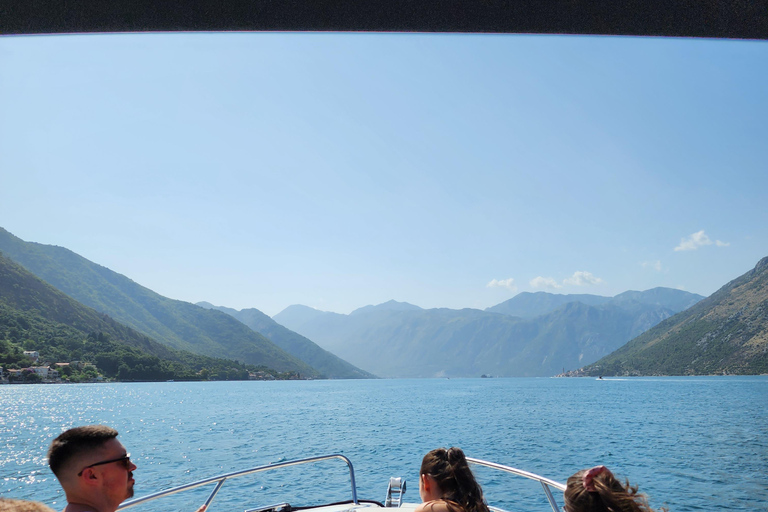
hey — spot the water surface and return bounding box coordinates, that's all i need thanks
[1,377,766,511]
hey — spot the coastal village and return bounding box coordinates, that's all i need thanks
[0,350,96,384]
[0,350,281,384]
[0,350,102,384]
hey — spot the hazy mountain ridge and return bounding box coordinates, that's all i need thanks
[274,290,700,377]
[274,304,346,331]
[486,292,611,318]
[573,256,768,376]
[486,288,704,319]
[350,300,423,316]
[197,302,376,379]
[0,227,318,376]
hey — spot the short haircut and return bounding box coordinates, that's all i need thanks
[0,499,56,512]
[48,425,119,477]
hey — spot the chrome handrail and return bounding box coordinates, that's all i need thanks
[118,454,359,511]
[117,454,564,512]
[466,458,565,512]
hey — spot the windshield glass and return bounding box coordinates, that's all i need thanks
[1,28,767,512]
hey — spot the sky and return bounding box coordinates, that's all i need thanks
[1,33,767,316]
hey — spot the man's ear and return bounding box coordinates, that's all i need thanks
[80,468,99,483]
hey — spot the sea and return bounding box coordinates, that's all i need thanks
[1,377,766,512]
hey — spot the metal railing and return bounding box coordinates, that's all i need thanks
[117,454,359,511]
[117,454,564,512]
[466,458,565,512]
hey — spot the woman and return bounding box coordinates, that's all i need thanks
[564,466,666,512]
[415,448,488,512]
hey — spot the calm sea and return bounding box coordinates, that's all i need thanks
[1,377,766,512]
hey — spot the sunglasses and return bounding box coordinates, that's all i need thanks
[77,454,132,476]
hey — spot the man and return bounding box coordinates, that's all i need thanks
[47,425,136,512]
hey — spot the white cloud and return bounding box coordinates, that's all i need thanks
[487,278,517,292]
[674,230,730,251]
[530,276,562,289]
[641,260,662,272]
[675,230,712,251]
[563,271,604,286]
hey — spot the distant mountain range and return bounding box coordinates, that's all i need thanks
[570,256,768,376]
[0,227,318,376]
[196,302,375,379]
[485,292,611,317]
[273,290,705,377]
[4,225,764,379]
[486,289,702,318]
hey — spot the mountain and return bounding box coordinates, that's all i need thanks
[0,253,271,381]
[350,300,423,315]
[572,257,768,376]
[273,304,346,332]
[485,289,704,319]
[273,292,700,377]
[486,292,611,318]
[610,287,704,312]
[0,227,319,376]
[197,302,375,379]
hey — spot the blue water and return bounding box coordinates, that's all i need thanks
[1,377,766,511]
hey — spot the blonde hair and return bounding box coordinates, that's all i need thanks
[0,499,56,512]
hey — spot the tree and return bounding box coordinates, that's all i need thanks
[23,370,41,383]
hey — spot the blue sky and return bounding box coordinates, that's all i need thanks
[1,33,766,316]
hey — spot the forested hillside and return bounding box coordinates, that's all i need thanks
[0,227,319,376]
[0,253,290,381]
[572,256,768,376]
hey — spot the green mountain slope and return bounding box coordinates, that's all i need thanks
[197,302,376,379]
[574,256,768,376]
[0,227,318,376]
[0,253,278,381]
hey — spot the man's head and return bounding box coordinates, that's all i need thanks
[48,425,137,512]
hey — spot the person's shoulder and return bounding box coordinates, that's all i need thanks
[415,500,462,512]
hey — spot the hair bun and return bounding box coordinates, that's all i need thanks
[446,447,465,465]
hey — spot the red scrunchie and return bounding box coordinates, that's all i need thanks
[582,466,610,492]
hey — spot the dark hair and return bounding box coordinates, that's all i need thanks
[48,425,119,477]
[420,447,488,512]
[564,467,666,512]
